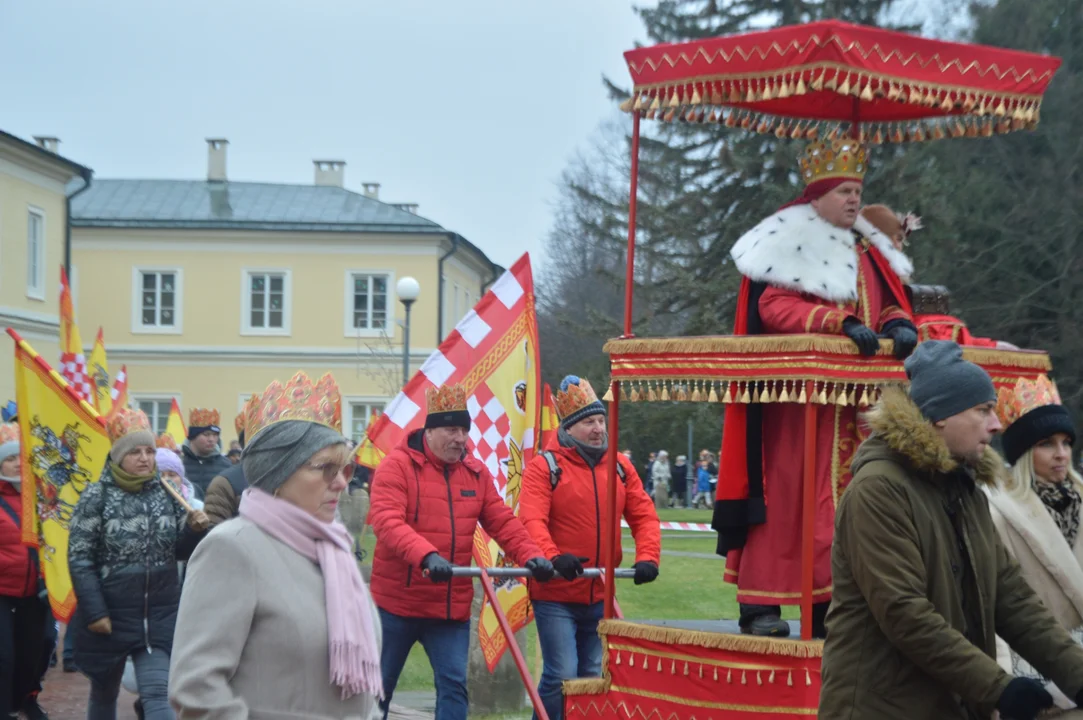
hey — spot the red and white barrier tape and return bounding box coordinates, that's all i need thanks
[621,520,713,532]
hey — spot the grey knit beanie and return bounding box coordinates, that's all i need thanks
[242,420,346,494]
[904,340,996,422]
[109,429,157,464]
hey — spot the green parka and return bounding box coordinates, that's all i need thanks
[819,388,1083,719]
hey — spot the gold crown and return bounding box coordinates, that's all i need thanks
[426,384,467,415]
[0,423,18,445]
[247,372,342,441]
[799,139,868,186]
[554,378,599,421]
[189,408,220,429]
[235,395,258,434]
[107,407,153,444]
[997,376,1062,429]
[156,433,178,451]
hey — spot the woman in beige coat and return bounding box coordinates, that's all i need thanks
[986,377,1083,711]
[169,372,382,719]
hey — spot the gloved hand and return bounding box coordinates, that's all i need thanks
[633,561,659,585]
[525,557,555,582]
[842,318,880,357]
[421,552,454,583]
[997,677,1052,720]
[551,554,589,581]
[880,320,919,360]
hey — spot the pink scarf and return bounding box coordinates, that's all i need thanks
[239,488,383,700]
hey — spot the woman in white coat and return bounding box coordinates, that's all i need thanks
[987,377,1083,711]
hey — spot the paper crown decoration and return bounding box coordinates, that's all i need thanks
[0,423,18,445]
[107,407,154,444]
[554,378,600,420]
[426,384,468,415]
[996,375,1062,429]
[247,372,342,441]
[799,139,868,186]
[235,395,258,434]
[156,433,178,451]
[189,408,220,429]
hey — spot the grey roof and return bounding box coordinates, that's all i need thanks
[71,179,447,234]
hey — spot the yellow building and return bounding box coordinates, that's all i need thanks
[71,139,499,444]
[0,131,93,404]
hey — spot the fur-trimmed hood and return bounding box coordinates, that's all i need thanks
[730,204,914,303]
[857,386,1003,486]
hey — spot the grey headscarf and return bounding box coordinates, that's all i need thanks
[242,420,347,494]
[558,426,608,468]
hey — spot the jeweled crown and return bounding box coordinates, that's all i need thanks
[0,423,18,445]
[235,395,258,434]
[997,376,1061,429]
[107,407,153,443]
[799,139,868,186]
[247,372,342,441]
[554,378,599,421]
[189,408,220,429]
[426,384,467,415]
[156,433,178,451]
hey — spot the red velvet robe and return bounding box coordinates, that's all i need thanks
[915,313,997,347]
[723,239,912,606]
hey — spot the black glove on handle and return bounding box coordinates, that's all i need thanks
[633,561,659,585]
[880,319,919,360]
[842,318,880,357]
[421,552,454,583]
[997,677,1053,720]
[525,557,555,582]
[551,554,588,581]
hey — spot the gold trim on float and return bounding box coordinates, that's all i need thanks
[609,685,820,715]
[608,643,800,672]
[600,619,824,658]
[562,678,609,696]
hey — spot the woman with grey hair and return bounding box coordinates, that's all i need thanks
[169,372,383,719]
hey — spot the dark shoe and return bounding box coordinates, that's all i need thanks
[62,660,78,673]
[133,699,145,720]
[741,615,791,637]
[19,698,49,720]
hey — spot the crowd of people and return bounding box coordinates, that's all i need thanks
[629,448,716,510]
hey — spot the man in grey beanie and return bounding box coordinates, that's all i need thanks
[820,341,1083,720]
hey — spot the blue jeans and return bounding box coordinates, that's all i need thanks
[378,609,470,720]
[533,601,604,720]
[86,648,172,720]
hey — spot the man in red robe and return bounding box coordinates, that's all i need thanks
[714,139,918,638]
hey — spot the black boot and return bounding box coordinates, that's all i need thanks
[739,604,790,637]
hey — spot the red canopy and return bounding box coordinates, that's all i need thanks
[622,20,1062,143]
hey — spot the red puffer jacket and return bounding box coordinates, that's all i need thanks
[518,441,661,605]
[0,480,38,598]
[369,430,542,621]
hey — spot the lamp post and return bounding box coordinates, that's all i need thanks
[396,276,420,387]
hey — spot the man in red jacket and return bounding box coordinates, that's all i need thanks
[519,376,661,720]
[369,383,554,720]
[0,423,50,720]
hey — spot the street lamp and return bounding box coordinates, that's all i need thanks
[396,276,421,387]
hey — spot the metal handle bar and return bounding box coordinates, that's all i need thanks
[448,567,637,579]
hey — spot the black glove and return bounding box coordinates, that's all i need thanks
[551,554,588,581]
[525,557,555,582]
[633,561,659,585]
[421,552,454,583]
[842,318,880,357]
[881,320,919,360]
[997,677,1053,720]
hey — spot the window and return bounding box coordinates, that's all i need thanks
[348,272,390,332]
[242,269,291,335]
[135,398,174,435]
[132,267,183,334]
[347,402,384,443]
[26,208,44,299]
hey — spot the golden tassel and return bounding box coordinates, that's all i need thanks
[740,113,753,130]
[619,97,635,112]
[806,669,812,686]
[715,667,720,681]
[708,382,719,403]
[742,670,747,685]
[891,127,905,144]
[837,74,851,96]
[962,94,977,112]
[908,86,923,104]
[646,109,657,121]
[767,381,779,403]
[628,652,634,665]
[860,81,874,102]
[966,120,979,138]
[762,80,775,102]
[932,124,946,141]
[797,383,808,404]
[649,95,661,111]
[642,655,648,669]
[940,94,954,112]
[778,75,792,99]
[951,120,966,138]
[620,384,629,401]
[745,81,757,103]
[684,109,697,123]
[699,664,703,679]
[811,70,825,91]
[724,111,738,128]
[769,670,776,684]
[602,387,614,402]
[691,88,702,105]
[723,383,733,404]
[660,384,671,402]
[740,382,752,404]
[824,70,838,91]
[994,99,1007,117]
[796,74,808,95]
[690,382,701,403]
[859,386,870,407]
[977,97,988,115]
[923,88,938,107]
[837,384,849,406]
[887,83,901,102]
[670,660,676,674]
[647,383,658,402]
[828,126,842,141]
[663,108,677,123]
[707,109,719,123]
[849,387,858,405]
[757,671,763,685]
[824,384,835,405]
[616,652,622,665]
[668,90,681,108]
[633,93,645,111]
[981,118,994,137]
[806,125,819,140]
[684,662,689,676]
[788,671,794,687]
[703,85,715,105]
[729,86,743,103]
[912,126,926,142]
[775,122,788,139]
[778,381,790,404]
[873,127,885,145]
[756,117,771,134]
[657,659,662,672]
[630,384,640,403]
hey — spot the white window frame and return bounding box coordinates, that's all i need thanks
[130,394,179,435]
[26,207,45,301]
[344,398,387,443]
[131,267,183,335]
[241,268,292,337]
[343,269,395,338]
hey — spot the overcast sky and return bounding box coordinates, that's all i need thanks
[0,1,648,271]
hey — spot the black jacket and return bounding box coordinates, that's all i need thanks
[181,444,231,496]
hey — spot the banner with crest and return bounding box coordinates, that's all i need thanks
[359,253,541,671]
[9,329,110,622]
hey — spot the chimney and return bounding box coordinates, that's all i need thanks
[206,138,228,182]
[362,182,380,200]
[33,136,60,153]
[393,203,419,215]
[314,160,346,188]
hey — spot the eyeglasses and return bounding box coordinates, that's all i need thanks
[303,461,350,483]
